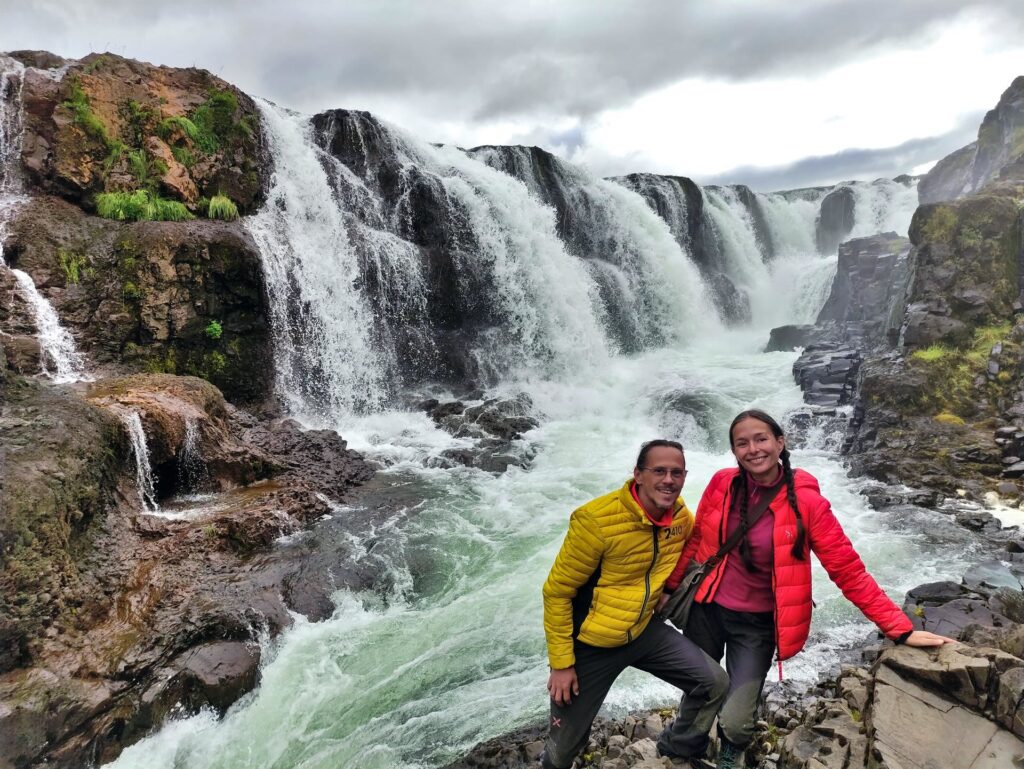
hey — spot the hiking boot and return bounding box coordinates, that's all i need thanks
[716,740,745,769]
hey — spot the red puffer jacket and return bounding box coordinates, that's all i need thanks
[665,467,912,661]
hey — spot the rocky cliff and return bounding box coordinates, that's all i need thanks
[0,53,377,768]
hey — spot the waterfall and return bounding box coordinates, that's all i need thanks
[118,410,159,513]
[848,178,919,238]
[250,105,625,422]
[177,418,207,493]
[472,146,722,351]
[0,55,90,383]
[244,102,388,422]
[9,267,90,381]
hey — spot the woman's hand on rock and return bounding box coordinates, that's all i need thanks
[903,630,956,647]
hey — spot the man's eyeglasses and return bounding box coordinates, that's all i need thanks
[642,467,687,479]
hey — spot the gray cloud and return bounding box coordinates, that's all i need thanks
[5,1,1024,120]
[695,112,985,191]
[2,0,1022,187]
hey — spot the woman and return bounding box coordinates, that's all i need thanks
[657,409,953,769]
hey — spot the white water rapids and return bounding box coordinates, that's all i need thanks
[101,109,975,769]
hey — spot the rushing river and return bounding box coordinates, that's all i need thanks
[103,304,976,769]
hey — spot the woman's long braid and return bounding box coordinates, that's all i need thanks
[781,447,806,559]
[734,468,758,571]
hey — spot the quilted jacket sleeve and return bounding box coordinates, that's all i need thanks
[807,494,913,639]
[542,508,605,668]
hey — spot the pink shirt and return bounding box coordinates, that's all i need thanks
[712,469,781,614]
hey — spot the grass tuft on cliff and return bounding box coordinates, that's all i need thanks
[96,190,195,222]
[907,322,1015,418]
[207,193,239,221]
[62,78,108,144]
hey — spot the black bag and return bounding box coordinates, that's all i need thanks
[659,478,783,631]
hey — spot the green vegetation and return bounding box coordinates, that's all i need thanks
[920,205,958,243]
[158,115,202,145]
[62,78,108,143]
[122,281,143,301]
[122,99,156,146]
[908,322,1014,418]
[204,320,223,340]
[207,193,239,221]
[82,55,109,73]
[911,344,947,362]
[171,145,196,169]
[57,249,90,284]
[96,190,195,222]
[190,89,240,152]
[205,350,227,374]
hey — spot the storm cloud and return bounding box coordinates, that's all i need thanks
[3,0,1023,186]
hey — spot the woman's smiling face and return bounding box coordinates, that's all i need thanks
[730,416,785,483]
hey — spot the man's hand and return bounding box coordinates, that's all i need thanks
[548,666,579,706]
[904,630,956,647]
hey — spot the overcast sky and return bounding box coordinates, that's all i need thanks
[3,0,1023,190]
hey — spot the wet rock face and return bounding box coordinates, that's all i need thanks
[815,186,855,255]
[0,369,376,768]
[0,376,127,675]
[919,75,1024,204]
[901,194,1021,349]
[417,393,539,473]
[18,52,268,213]
[4,196,272,403]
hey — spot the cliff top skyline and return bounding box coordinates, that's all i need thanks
[3,0,1023,191]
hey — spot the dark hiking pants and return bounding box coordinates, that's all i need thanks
[679,601,776,749]
[543,619,729,769]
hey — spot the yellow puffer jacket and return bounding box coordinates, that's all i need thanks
[543,480,694,668]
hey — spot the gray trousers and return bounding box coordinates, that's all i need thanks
[543,619,729,768]
[681,601,777,749]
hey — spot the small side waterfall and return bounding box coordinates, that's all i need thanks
[0,55,90,383]
[118,410,159,513]
[177,418,208,493]
[10,267,89,381]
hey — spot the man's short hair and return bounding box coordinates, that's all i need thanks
[635,439,684,469]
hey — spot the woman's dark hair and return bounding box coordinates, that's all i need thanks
[729,409,806,561]
[635,439,685,470]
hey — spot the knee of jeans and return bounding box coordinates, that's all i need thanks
[709,664,730,699]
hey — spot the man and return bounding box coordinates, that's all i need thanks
[542,440,729,769]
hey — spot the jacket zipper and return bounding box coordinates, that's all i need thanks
[634,526,660,632]
[772,528,782,681]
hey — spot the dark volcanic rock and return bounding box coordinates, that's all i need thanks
[815,186,855,255]
[901,193,1021,349]
[0,369,375,768]
[4,196,272,403]
[919,75,1024,204]
[764,324,817,352]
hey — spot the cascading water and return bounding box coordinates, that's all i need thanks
[118,409,159,513]
[102,106,968,769]
[177,418,207,493]
[0,55,90,383]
